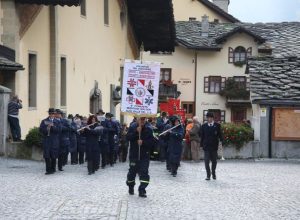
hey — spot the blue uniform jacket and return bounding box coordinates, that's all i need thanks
[39,117,61,159]
[69,121,77,153]
[82,124,103,160]
[127,122,154,161]
[167,125,184,164]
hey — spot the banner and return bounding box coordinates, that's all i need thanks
[121,60,160,116]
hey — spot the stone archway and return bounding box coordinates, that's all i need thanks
[89,81,102,114]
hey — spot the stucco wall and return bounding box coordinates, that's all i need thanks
[18,7,51,135]
[196,33,259,122]
[173,0,230,22]
[143,46,196,102]
[17,1,134,137]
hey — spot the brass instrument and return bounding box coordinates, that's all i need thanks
[44,120,54,137]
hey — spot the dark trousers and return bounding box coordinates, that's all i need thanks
[8,116,21,141]
[78,151,85,164]
[100,146,107,168]
[126,159,150,193]
[159,140,167,161]
[95,150,100,170]
[171,162,179,175]
[204,150,218,177]
[58,154,64,170]
[71,152,78,164]
[45,158,57,173]
[120,143,128,162]
[87,160,96,173]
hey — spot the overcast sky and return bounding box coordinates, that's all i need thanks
[228,0,300,23]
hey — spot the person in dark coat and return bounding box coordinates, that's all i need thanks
[156,112,168,162]
[68,114,78,165]
[39,108,61,175]
[96,110,108,169]
[200,112,224,180]
[56,109,71,170]
[120,123,129,162]
[105,113,118,167]
[126,117,153,198]
[165,116,184,177]
[81,115,103,175]
[76,116,87,164]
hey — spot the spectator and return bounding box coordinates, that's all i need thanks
[189,116,201,162]
[182,118,193,160]
[8,95,23,141]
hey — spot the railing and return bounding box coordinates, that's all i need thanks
[159,83,179,100]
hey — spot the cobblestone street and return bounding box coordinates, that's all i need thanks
[0,157,299,220]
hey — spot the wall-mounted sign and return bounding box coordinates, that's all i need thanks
[201,102,219,106]
[178,78,192,86]
[260,107,267,117]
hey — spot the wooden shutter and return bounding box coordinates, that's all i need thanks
[221,77,226,91]
[247,47,252,58]
[204,77,209,93]
[246,77,250,91]
[228,47,234,63]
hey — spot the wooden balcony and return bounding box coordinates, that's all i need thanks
[158,83,180,101]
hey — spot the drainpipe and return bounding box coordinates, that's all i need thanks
[268,107,273,158]
[49,6,60,108]
[194,51,198,114]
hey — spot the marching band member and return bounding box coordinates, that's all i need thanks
[81,115,103,175]
[166,116,184,177]
[39,108,61,175]
[126,117,153,198]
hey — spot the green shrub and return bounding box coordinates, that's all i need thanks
[221,123,254,150]
[24,127,42,148]
[219,78,250,99]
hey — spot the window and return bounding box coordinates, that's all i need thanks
[234,76,246,89]
[104,0,109,25]
[81,0,86,17]
[182,102,195,118]
[204,76,226,93]
[28,53,37,108]
[189,17,196,21]
[214,19,219,23]
[231,108,247,123]
[229,46,252,63]
[203,109,225,123]
[160,68,172,82]
[60,57,67,107]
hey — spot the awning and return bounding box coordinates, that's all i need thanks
[0,57,24,71]
[126,0,175,52]
[15,0,81,6]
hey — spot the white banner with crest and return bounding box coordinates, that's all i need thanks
[121,60,160,116]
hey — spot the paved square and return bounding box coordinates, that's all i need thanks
[0,158,299,220]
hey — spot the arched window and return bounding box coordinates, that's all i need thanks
[234,46,246,62]
[228,47,252,64]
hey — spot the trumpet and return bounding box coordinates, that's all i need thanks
[77,122,98,132]
[44,121,54,137]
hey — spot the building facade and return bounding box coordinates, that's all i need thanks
[0,0,175,138]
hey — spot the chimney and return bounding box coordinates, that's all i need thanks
[201,15,209,37]
[212,0,229,13]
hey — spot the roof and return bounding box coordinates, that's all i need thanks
[247,56,300,104]
[0,57,24,71]
[176,21,300,57]
[127,0,175,52]
[15,0,81,6]
[197,0,239,23]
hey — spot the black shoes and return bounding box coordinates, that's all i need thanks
[45,171,54,175]
[139,192,147,198]
[129,187,134,195]
[212,174,216,180]
[58,168,64,171]
[205,177,210,181]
